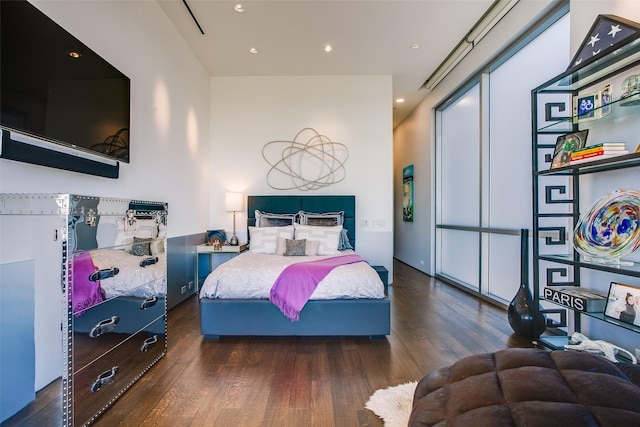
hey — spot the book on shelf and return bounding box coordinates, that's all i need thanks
[569,151,629,165]
[570,142,627,157]
[543,286,607,312]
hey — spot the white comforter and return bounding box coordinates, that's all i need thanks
[199,252,385,300]
[89,249,167,299]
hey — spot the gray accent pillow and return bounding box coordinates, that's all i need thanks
[285,238,307,256]
[255,210,297,227]
[131,237,151,256]
[299,210,344,226]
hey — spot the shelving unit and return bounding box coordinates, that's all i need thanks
[531,35,640,350]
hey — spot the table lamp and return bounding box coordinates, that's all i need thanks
[225,192,243,246]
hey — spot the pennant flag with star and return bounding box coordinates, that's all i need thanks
[568,14,640,70]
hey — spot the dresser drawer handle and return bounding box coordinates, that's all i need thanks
[89,366,119,393]
[88,267,120,282]
[140,335,158,352]
[140,296,158,310]
[89,316,120,338]
[139,256,159,267]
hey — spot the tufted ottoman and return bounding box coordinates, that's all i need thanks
[409,348,640,426]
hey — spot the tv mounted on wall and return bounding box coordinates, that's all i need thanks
[0,0,131,179]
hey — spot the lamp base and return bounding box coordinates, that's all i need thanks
[229,235,238,246]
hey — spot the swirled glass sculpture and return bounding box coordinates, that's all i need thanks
[573,189,640,263]
[262,128,348,191]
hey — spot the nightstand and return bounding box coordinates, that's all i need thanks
[196,243,247,288]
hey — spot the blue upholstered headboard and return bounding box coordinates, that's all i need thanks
[247,195,356,249]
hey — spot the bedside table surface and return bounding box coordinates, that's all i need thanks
[197,243,247,253]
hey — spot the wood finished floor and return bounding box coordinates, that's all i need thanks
[4,259,534,427]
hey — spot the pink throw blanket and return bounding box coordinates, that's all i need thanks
[73,251,104,316]
[269,254,366,321]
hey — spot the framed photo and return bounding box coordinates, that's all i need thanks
[600,84,612,117]
[206,229,226,249]
[573,91,600,123]
[550,130,589,169]
[604,282,640,326]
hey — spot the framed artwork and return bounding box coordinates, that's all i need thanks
[550,130,589,169]
[402,165,414,222]
[604,282,640,326]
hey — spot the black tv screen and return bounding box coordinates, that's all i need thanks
[1,0,130,170]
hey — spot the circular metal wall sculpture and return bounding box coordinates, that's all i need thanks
[262,128,348,191]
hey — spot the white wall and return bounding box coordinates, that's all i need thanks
[210,75,394,274]
[0,0,210,391]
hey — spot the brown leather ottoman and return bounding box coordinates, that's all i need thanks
[409,348,640,426]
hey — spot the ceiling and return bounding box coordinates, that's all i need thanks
[157,0,495,128]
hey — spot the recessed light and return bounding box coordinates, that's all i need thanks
[396,98,405,103]
[324,44,333,53]
[69,51,81,58]
[411,43,421,50]
[249,47,259,54]
[234,3,245,13]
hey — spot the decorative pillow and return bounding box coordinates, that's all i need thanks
[339,229,354,251]
[285,239,307,256]
[255,210,297,227]
[150,238,165,256]
[249,225,294,254]
[133,219,159,239]
[293,224,342,255]
[131,237,151,256]
[305,239,320,256]
[299,210,344,226]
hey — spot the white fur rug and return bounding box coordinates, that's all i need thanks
[365,381,418,426]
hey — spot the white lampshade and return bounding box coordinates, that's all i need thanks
[225,192,243,212]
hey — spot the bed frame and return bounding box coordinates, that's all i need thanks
[200,195,391,339]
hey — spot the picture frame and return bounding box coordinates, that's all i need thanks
[573,90,600,123]
[550,129,589,169]
[604,282,640,327]
[402,164,414,222]
[599,84,612,117]
[206,229,226,249]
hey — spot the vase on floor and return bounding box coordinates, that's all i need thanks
[508,229,546,340]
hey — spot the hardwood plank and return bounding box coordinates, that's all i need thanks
[2,260,533,427]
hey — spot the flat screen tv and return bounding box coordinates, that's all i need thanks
[1,0,130,178]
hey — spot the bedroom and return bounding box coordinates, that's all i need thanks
[1,0,640,425]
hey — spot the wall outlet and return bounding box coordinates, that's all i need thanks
[188,280,194,290]
[180,285,187,295]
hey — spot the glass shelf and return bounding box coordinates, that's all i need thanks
[537,152,640,175]
[537,37,640,93]
[538,254,640,277]
[539,335,637,362]
[541,298,640,335]
[537,96,640,133]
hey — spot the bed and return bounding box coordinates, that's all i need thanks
[199,195,391,339]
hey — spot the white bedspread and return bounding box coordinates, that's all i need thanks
[89,249,167,299]
[199,252,385,300]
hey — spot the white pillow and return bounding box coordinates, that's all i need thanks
[249,226,294,254]
[150,238,165,256]
[293,224,342,255]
